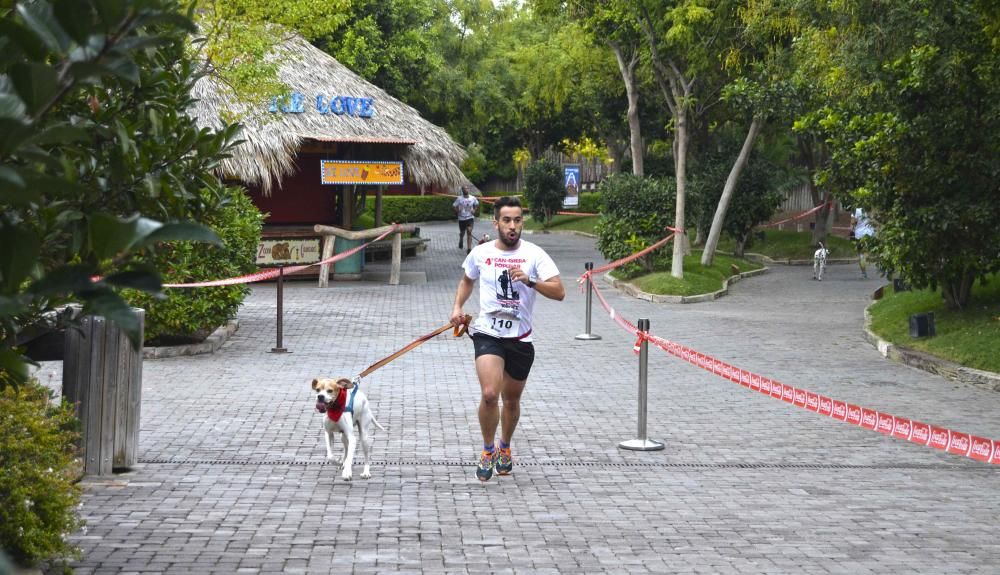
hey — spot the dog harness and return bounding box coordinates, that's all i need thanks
[326,385,360,422]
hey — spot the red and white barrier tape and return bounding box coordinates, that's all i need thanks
[761,202,828,228]
[582,243,999,465]
[577,231,676,285]
[162,225,399,288]
[433,192,600,217]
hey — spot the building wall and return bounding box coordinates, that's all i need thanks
[247,152,438,226]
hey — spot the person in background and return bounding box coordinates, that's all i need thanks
[851,207,875,279]
[449,196,565,481]
[453,186,479,254]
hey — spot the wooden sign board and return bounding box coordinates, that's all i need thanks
[320,160,404,186]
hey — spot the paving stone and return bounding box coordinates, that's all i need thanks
[33,221,1000,574]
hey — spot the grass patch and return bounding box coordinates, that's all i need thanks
[523,213,600,234]
[868,275,1000,373]
[615,251,764,297]
[717,229,855,260]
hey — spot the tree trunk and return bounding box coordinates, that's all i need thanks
[734,235,746,257]
[811,191,831,245]
[941,270,975,309]
[701,116,763,266]
[671,109,688,278]
[609,41,643,176]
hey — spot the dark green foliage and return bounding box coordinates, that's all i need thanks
[809,1,1000,308]
[363,195,469,223]
[125,188,264,343]
[690,151,786,257]
[594,175,677,276]
[577,192,602,214]
[0,0,236,384]
[523,160,563,226]
[0,381,82,568]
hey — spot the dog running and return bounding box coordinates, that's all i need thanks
[813,242,830,281]
[312,377,385,481]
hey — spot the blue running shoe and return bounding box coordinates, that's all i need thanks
[476,449,496,481]
[495,447,513,475]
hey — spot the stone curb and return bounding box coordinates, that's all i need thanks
[143,319,239,360]
[602,266,770,304]
[862,298,1000,392]
[725,251,858,266]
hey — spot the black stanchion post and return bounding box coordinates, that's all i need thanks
[619,318,664,451]
[575,262,602,341]
[269,266,289,353]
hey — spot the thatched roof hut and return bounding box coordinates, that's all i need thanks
[188,33,467,195]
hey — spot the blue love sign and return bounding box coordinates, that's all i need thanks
[269,92,375,118]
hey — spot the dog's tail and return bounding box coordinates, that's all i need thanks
[371,416,386,432]
[818,241,826,251]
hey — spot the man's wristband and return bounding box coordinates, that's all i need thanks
[526,279,536,289]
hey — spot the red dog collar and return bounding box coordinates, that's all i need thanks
[326,388,348,422]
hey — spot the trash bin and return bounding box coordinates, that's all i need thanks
[63,308,144,476]
[334,237,365,278]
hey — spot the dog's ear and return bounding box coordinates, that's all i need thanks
[311,378,320,391]
[336,378,355,389]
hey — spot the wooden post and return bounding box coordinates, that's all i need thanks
[63,308,144,476]
[314,223,416,287]
[318,235,335,288]
[375,186,384,227]
[390,231,402,285]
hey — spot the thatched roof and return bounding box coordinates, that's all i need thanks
[189,33,468,194]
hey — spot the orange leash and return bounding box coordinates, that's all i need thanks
[357,314,472,380]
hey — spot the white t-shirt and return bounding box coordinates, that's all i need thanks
[854,208,874,238]
[461,239,560,342]
[453,195,479,221]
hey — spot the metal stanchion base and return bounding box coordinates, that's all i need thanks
[575,333,602,340]
[268,348,290,353]
[618,438,665,451]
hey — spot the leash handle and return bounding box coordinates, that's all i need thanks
[358,314,472,379]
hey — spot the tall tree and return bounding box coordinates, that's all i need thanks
[541,0,648,175]
[795,0,1000,308]
[637,0,731,277]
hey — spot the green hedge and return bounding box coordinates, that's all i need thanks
[362,195,459,223]
[577,191,602,213]
[362,194,491,224]
[0,381,82,569]
[126,187,264,344]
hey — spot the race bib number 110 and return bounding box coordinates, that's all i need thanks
[488,313,520,338]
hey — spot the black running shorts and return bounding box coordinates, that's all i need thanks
[459,218,474,233]
[472,333,535,381]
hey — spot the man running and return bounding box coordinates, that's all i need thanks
[453,186,479,254]
[450,196,565,481]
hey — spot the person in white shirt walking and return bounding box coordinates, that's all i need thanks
[452,186,479,254]
[851,207,875,279]
[450,196,565,481]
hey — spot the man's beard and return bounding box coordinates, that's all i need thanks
[498,229,521,247]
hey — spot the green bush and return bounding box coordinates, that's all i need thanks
[594,175,677,276]
[523,160,564,225]
[362,195,469,223]
[576,191,602,214]
[126,187,264,344]
[0,381,82,569]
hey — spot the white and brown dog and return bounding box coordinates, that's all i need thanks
[312,377,384,481]
[813,242,830,281]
